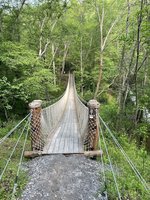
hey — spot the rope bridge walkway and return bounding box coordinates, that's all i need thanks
[42,75,87,154]
[0,74,149,199]
[27,74,99,155]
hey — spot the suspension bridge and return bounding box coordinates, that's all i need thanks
[0,74,149,199]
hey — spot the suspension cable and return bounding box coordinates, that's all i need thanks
[42,92,65,109]
[11,116,30,199]
[99,115,150,192]
[0,118,29,181]
[43,75,70,109]
[0,114,30,145]
[97,118,108,199]
[100,121,122,200]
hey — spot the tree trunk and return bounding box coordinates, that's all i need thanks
[80,37,84,96]
[52,43,56,85]
[94,53,103,99]
[94,1,104,99]
[61,43,69,76]
[118,0,130,115]
[134,0,143,124]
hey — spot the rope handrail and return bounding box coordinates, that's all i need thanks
[97,118,108,199]
[99,115,150,193]
[0,118,30,181]
[42,75,70,111]
[77,93,88,106]
[11,116,31,199]
[0,113,30,145]
[40,74,70,147]
[42,74,70,110]
[73,75,89,140]
[99,121,122,199]
[42,91,66,109]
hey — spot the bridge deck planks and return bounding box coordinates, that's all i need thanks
[44,83,84,154]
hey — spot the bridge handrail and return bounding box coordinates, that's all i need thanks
[41,74,70,143]
[99,115,150,193]
[0,113,30,145]
[73,76,89,141]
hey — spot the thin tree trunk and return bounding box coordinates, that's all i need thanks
[94,0,121,99]
[94,53,103,99]
[49,46,58,69]
[134,0,143,123]
[52,43,56,85]
[4,107,8,121]
[85,35,93,61]
[61,43,69,76]
[39,17,46,58]
[94,1,104,99]
[80,36,84,96]
[118,0,130,114]
[39,17,58,59]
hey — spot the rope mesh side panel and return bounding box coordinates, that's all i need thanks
[40,75,70,149]
[30,110,44,151]
[73,76,89,141]
[83,99,100,151]
[84,117,97,151]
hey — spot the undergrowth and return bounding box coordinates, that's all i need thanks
[100,132,150,199]
[0,120,30,200]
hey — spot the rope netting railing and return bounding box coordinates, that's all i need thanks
[72,75,101,152]
[0,114,31,199]
[73,75,89,141]
[98,115,150,198]
[40,76,70,151]
[28,74,101,153]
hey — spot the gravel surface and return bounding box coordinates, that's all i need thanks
[20,155,107,200]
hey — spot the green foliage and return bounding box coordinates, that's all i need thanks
[0,40,60,119]
[23,69,59,100]
[101,133,150,199]
[0,0,149,199]
[0,42,40,78]
[0,41,42,119]
[0,77,28,120]
[0,121,30,200]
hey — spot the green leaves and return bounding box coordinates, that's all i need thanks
[0,41,39,67]
[0,77,28,119]
[0,77,12,109]
[101,133,150,199]
[23,69,59,100]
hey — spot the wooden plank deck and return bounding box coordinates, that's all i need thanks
[43,83,84,154]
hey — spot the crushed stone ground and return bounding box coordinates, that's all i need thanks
[20,155,107,200]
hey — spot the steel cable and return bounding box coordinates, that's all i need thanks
[100,120,122,200]
[0,118,30,181]
[99,115,150,193]
[0,114,30,145]
[11,116,30,199]
[97,117,108,199]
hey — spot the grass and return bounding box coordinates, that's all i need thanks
[0,120,31,200]
[99,132,150,199]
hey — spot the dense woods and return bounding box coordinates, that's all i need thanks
[0,0,149,199]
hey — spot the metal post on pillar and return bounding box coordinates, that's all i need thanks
[29,100,44,151]
[84,99,100,151]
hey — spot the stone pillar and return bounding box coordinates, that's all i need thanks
[84,99,100,151]
[29,100,44,151]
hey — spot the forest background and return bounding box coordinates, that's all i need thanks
[0,0,149,199]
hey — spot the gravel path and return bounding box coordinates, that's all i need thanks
[20,155,107,200]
